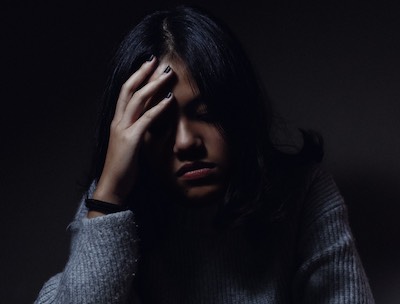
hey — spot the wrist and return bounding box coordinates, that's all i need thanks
[92,192,124,205]
[93,182,127,205]
[85,198,126,215]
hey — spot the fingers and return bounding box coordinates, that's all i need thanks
[113,56,157,123]
[118,65,173,128]
[127,92,174,138]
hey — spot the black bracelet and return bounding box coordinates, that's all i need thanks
[85,198,126,214]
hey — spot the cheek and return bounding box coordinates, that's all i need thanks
[208,128,228,153]
[206,130,231,167]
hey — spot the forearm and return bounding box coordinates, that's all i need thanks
[35,210,139,304]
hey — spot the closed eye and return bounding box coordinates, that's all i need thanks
[195,110,215,122]
[191,101,215,122]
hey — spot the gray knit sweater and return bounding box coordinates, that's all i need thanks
[35,169,375,303]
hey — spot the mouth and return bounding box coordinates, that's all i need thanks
[175,161,217,180]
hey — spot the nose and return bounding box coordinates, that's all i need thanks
[173,119,202,157]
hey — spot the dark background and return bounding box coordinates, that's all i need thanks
[2,0,399,303]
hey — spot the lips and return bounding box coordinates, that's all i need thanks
[175,161,216,179]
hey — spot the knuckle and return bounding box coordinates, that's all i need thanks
[110,121,124,134]
[121,82,129,91]
[110,120,118,129]
[121,82,135,95]
[131,90,143,101]
[143,111,155,120]
[120,132,131,142]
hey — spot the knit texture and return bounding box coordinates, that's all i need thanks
[35,169,375,303]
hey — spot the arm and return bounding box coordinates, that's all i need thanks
[35,57,174,303]
[293,169,375,303]
[35,198,139,304]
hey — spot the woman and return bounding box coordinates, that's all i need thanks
[35,5,374,303]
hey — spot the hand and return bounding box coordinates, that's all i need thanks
[92,57,174,205]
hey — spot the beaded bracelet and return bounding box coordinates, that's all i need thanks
[85,198,126,214]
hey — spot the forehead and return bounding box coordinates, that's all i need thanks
[149,57,200,108]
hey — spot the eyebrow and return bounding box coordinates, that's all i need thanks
[185,96,207,111]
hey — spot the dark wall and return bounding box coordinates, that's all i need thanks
[2,1,399,303]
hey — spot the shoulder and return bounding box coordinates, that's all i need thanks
[301,167,346,226]
[268,161,345,228]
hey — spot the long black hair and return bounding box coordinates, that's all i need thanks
[88,5,323,229]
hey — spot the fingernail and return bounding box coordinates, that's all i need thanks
[147,54,154,61]
[165,92,172,99]
[163,65,171,73]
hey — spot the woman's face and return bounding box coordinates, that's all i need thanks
[143,57,231,204]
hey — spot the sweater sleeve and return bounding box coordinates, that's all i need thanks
[293,169,375,304]
[35,192,140,304]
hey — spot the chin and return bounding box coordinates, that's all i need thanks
[179,184,226,205]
